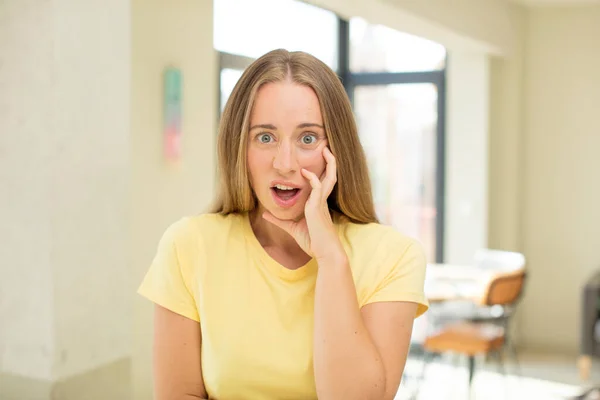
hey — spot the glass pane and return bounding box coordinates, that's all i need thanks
[350,17,446,73]
[214,0,338,70]
[355,83,438,262]
[220,68,244,113]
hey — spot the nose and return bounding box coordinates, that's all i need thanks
[272,140,298,174]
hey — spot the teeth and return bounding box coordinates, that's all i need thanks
[274,184,296,190]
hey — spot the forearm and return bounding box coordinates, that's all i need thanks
[313,255,386,400]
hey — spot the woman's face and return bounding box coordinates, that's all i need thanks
[247,81,328,221]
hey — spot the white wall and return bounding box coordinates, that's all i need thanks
[518,5,600,353]
[0,0,131,393]
[0,0,56,381]
[51,0,131,381]
[444,53,490,264]
[488,4,527,253]
[130,1,217,399]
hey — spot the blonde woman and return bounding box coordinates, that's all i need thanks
[139,49,429,400]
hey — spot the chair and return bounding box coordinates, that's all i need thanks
[468,250,526,371]
[426,249,526,371]
[416,270,527,399]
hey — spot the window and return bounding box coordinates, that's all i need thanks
[214,0,338,112]
[214,0,338,70]
[354,83,440,262]
[345,18,446,262]
[219,68,244,112]
[349,17,446,73]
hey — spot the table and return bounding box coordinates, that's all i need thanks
[424,263,495,304]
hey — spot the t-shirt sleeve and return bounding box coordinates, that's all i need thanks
[137,218,200,322]
[362,239,429,319]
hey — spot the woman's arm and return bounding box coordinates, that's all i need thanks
[313,257,417,400]
[153,304,207,400]
[262,148,419,399]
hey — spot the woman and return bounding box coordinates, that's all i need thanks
[138,49,429,400]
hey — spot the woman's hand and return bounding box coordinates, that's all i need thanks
[263,147,346,263]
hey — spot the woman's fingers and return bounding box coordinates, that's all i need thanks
[301,168,322,191]
[301,147,337,209]
[301,168,322,210]
[321,147,337,200]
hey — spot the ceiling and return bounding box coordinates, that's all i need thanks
[508,0,600,6]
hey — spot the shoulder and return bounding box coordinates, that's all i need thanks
[338,221,427,283]
[160,212,246,249]
[340,221,424,260]
[340,222,429,312]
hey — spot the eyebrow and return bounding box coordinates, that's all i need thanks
[298,123,324,129]
[249,122,324,131]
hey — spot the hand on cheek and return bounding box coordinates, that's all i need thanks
[263,146,345,263]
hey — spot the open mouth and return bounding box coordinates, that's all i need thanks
[270,184,302,207]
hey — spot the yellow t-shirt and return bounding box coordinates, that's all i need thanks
[138,212,428,400]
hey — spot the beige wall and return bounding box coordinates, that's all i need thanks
[517,5,600,353]
[130,1,217,399]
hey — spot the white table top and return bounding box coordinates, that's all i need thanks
[424,263,493,303]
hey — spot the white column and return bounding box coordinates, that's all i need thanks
[0,0,131,397]
[444,52,490,264]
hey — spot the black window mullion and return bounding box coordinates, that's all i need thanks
[435,71,446,263]
[351,70,444,86]
[337,18,353,105]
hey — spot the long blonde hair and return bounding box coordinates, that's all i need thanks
[211,49,378,224]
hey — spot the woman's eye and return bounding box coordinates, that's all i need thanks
[258,134,272,143]
[301,134,317,145]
